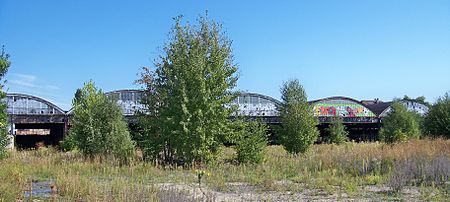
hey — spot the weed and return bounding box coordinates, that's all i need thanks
[0,139,449,200]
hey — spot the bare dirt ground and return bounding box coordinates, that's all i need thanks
[156,181,422,201]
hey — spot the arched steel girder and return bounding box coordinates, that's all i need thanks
[235,92,281,117]
[105,89,144,96]
[309,96,366,105]
[309,96,377,117]
[379,100,430,117]
[103,90,284,117]
[6,93,65,115]
[105,89,145,116]
[238,92,282,106]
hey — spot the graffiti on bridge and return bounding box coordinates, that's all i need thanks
[313,103,375,117]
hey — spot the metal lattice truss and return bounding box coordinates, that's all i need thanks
[310,97,377,118]
[233,92,281,117]
[105,90,145,116]
[6,93,65,115]
[104,91,282,117]
[379,100,429,117]
[4,91,430,124]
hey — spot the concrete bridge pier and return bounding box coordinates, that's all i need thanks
[6,123,14,150]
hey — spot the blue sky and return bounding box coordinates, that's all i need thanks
[1,0,449,110]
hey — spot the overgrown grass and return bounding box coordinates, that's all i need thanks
[1,139,449,201]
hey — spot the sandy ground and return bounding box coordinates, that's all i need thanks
[156,181,422,201]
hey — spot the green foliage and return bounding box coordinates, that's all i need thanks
[136,15,238,164]
[402,95,431,107]
[279,79,319,154]
[412,112,426,134]
[67,81,134,161]
[379,102,420,143]
[59,136,77,152]
[396,95,429,134]
[424,92,450,138]
[232,119,268,164]
[1,140,450,200]
[324,116,348,144]
[0,47,11,159]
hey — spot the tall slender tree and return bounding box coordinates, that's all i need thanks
[279,79,319,154]
[0,47,11,158]
[137,15,238,163]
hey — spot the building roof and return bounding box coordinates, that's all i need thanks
[362,101,392,116]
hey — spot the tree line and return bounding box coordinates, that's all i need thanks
[1,16,449,164]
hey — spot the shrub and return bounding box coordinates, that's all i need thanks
[0,47,10,159]
[379,102,420,143]
[424,92,450,138]
[324,116,348,144]
[234,120,268,164]
[59,137,77,152]
[67,81,134,162]
[279,79,319,154]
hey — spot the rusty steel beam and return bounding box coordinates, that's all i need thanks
[9,114,67,124]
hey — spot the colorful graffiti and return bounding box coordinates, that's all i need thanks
[313,102,375,117]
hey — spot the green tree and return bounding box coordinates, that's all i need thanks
[395,96,428,133]
[136,15,238,164]
[232,119,268,164]
[0,47,10,158]
[67,81,134,161]
[324,116,348,144]
[279,79,319,154]
[401,95,431,107]
[379,102,420,143]
[424,92,450,138]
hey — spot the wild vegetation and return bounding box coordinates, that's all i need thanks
[63,81,135,162]
[0,47,10,159]
[324,116,349,144]
[1,139,449,201]
[424,92,450,138]
[379,101,421,143]
[279,79,319,154]
[2,13,450,201]
[231,119,268,164]
[135,15,239,164]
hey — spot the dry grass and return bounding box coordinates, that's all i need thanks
[1,139,449,201]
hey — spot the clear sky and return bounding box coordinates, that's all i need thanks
[1,0,449,110]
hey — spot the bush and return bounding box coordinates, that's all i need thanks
[59,137,77,152]
[0,47,10,158]
[0,135,9,159]
[324,116,348,144]
[424,92,450,138]
[67,81,135,162]
[233,120,268,164]
[379,102,420,143]
[279,79,319,154]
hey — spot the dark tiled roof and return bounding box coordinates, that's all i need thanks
[362,101,392,116]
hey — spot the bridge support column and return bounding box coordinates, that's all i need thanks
[6,123,15,150]
[63,117,69,137]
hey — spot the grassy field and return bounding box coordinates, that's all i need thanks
[1,139,449,201]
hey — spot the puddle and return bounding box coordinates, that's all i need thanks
[23,180,55,198]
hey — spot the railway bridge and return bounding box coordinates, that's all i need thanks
[6,93,68,148]
[5,90,429,148]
